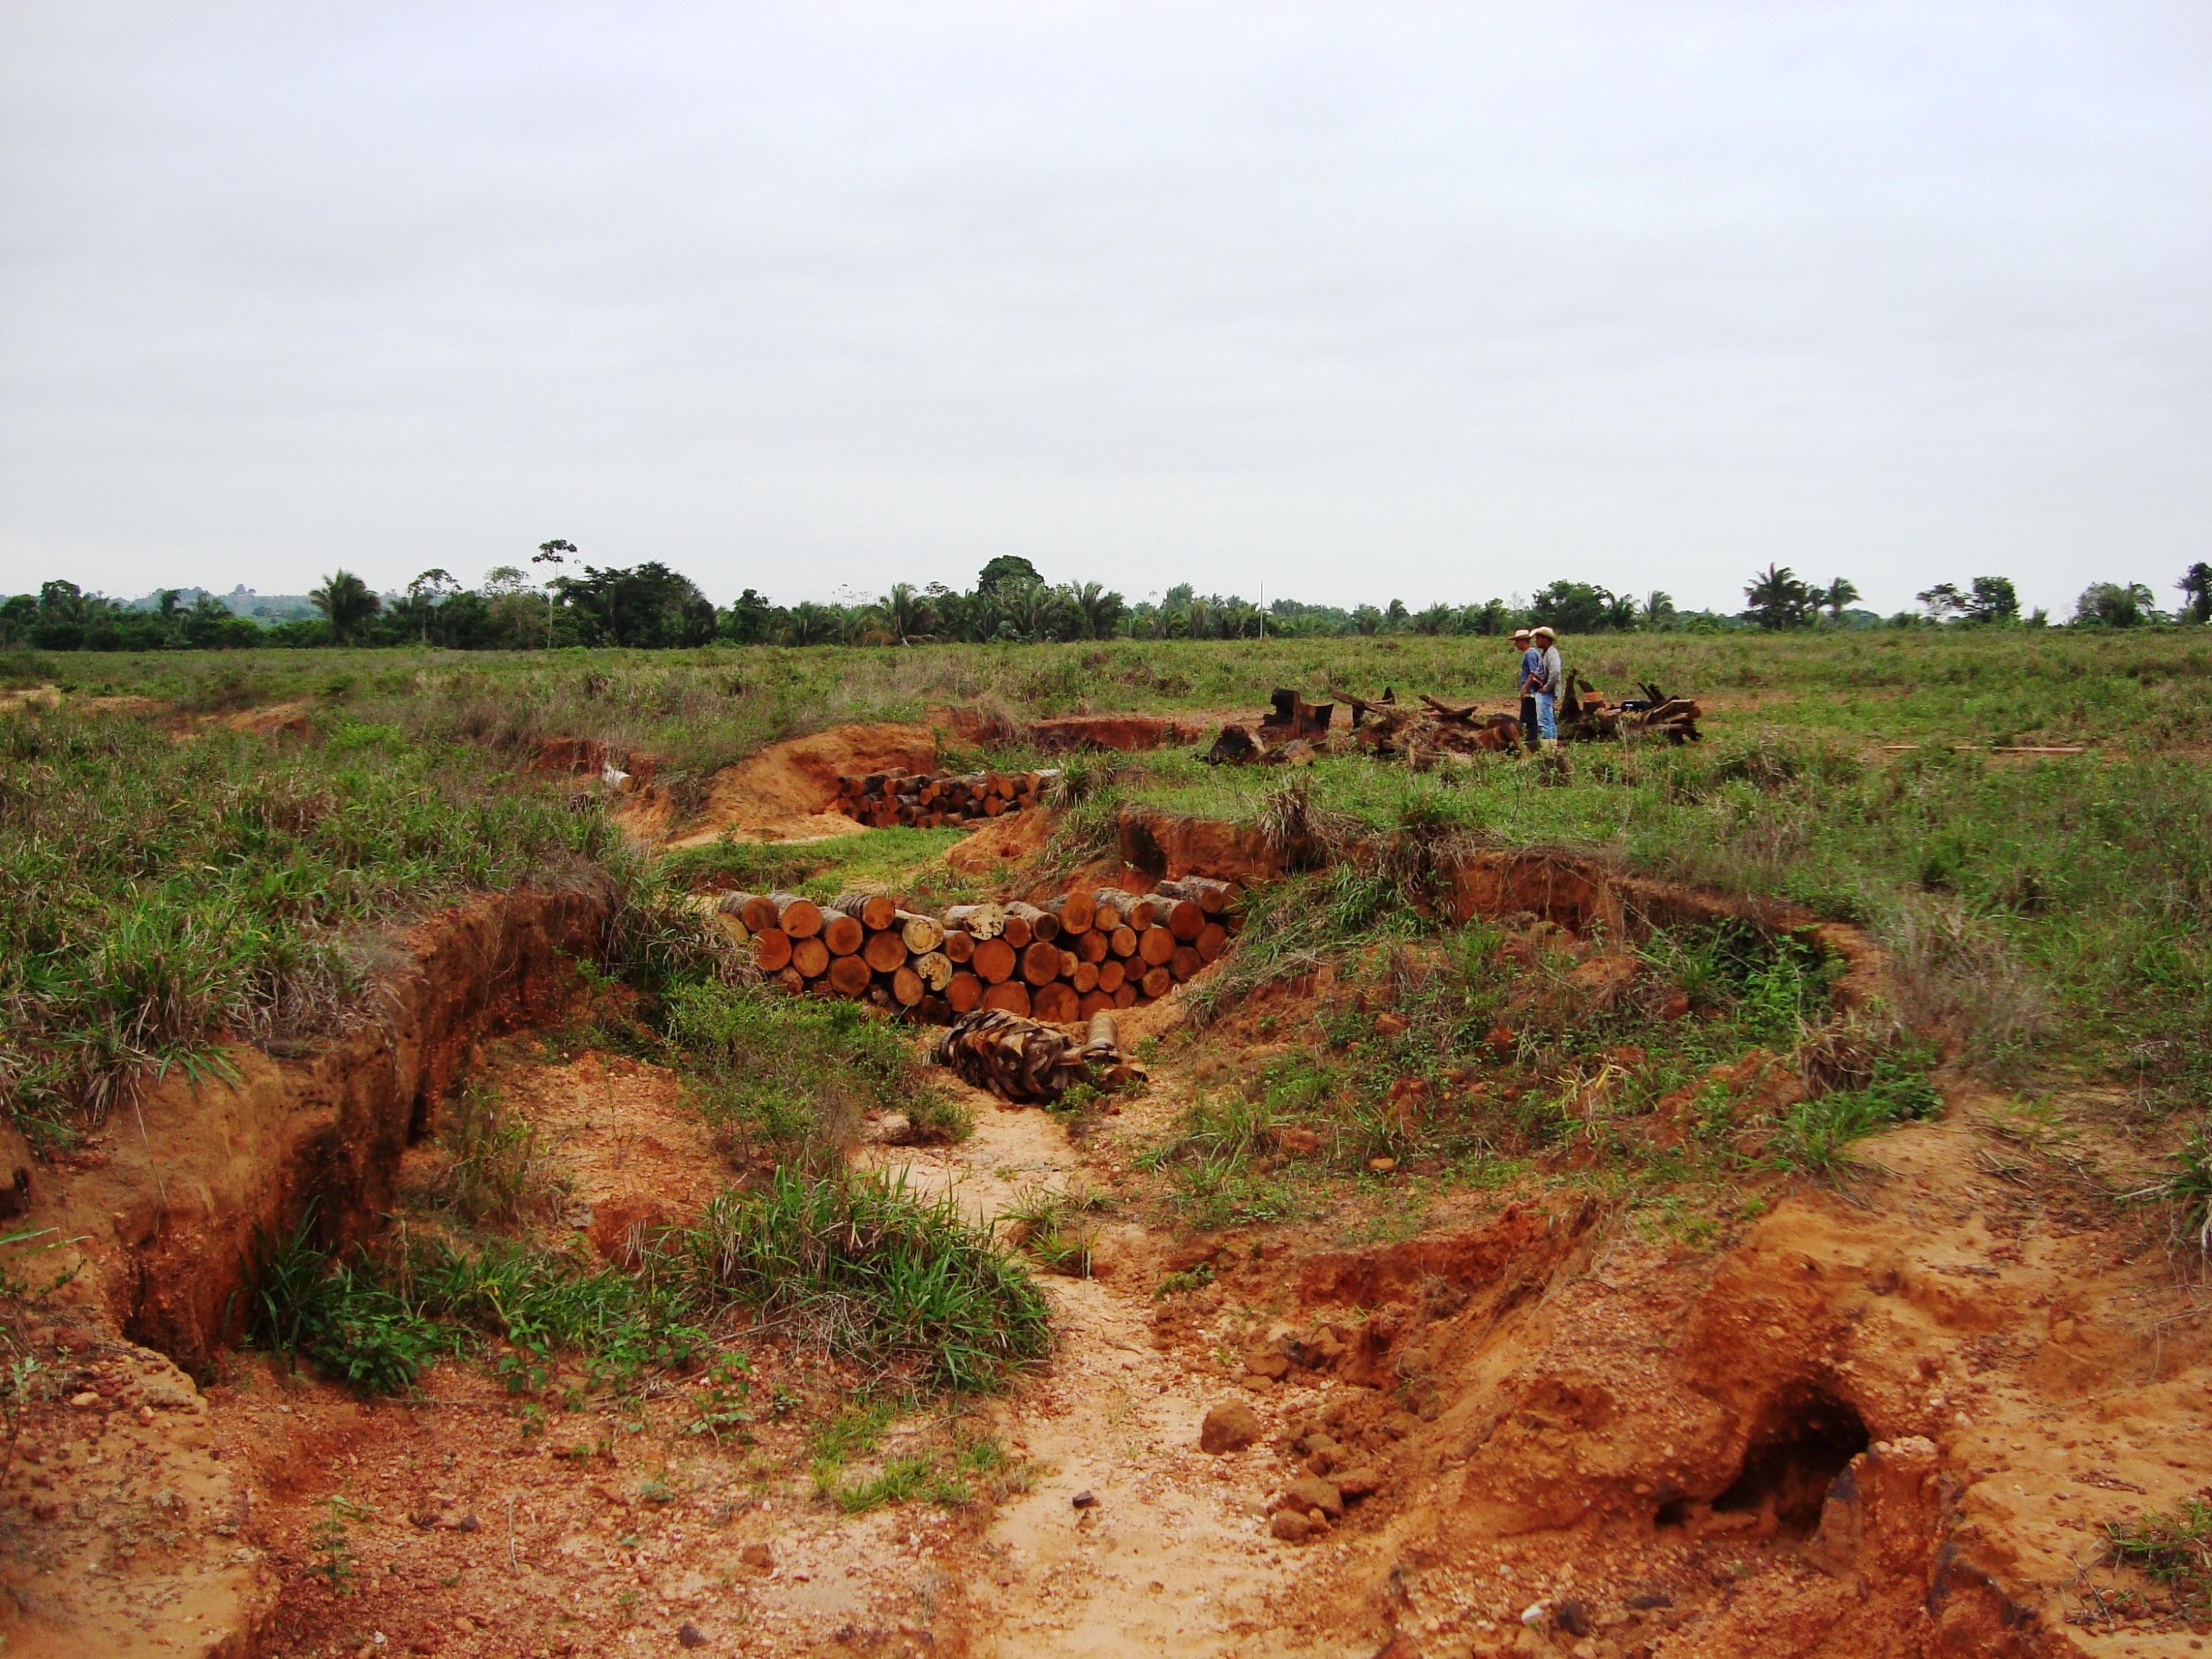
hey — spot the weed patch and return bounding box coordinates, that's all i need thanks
[661,982,967,1169]
[2104,1497,2212,1624]
[684,1169,1048,1393]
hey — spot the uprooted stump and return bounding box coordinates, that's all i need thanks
[933,1009,1146,1105]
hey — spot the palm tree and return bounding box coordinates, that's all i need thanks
[310,569,381,644]
[781,602,841,646]
[1743,565,1815,630]
[532,539,575,649]
[1009,582,1063,643]
[878,582,933,645]
[1821,577,1860,624]
[1065,581,1126,640]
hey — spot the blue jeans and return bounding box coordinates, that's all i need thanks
[1534,692,1557,740]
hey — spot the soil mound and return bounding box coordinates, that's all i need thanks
[945,807,1052,872]
[669,722,938,846]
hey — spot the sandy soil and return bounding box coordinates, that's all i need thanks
[658,724,939,848]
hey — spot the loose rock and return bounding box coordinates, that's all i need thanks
[1269,1509,1321,1543]
[1200,1402,1264,1454]
[1275,1475,1343,1520]
[1334,1466,1386,1499]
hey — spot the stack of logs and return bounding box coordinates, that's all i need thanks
[832,768,1061,830]
[716,877,1239,1026]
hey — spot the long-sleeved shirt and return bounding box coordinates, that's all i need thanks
[1518,647,1542,695]
[1536,644,1562,695]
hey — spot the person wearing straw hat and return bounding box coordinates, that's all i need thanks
[1528,626,1563,747]
[1512,628,1540,754]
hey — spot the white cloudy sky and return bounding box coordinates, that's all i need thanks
[1,2,2206,616]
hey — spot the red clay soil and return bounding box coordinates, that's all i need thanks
[1098,1113,2208,1658]
[661,723,940,846]
[2,888,611,1658]
[9,786,2203,1658]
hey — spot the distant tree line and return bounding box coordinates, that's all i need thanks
[6,551,2207,653]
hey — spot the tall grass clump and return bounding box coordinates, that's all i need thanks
[684,1169,1048,1392]
[248,1204,705,1397]
[661,981,968,1166]
[1183,864,1419,1029]
[0,707,622,1141]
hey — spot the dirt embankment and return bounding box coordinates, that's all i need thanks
[32,883,613,1375]
[1028,713,1215,753]
[6,884,613,1658]
[1178,1107,2208,1658]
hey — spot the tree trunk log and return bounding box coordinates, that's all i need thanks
[771,893,824,938]
[830,892,899,931]
[943,903,1006,940]
[897,911,945,954]
[1004,902,1059,943]
[971,936,1018,985]
[728,892,781,935]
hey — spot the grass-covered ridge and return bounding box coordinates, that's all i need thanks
[1145,878,1938,1226]
[1092,734,2211,1107]
[0,706,626,1139]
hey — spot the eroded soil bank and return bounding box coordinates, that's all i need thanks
[4,785,2206,1658]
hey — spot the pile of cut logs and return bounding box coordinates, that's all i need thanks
[715,876,1239,1025]
[832,768,1061,830]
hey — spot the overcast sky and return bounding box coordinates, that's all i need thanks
[2,3,2206,616]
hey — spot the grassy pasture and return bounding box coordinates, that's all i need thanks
[10,625,2211,772]
[5,629,2209,1133]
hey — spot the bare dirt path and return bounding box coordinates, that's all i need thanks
[866,1082,1365,1659]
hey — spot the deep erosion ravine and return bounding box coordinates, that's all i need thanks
[3,801,2208,1657]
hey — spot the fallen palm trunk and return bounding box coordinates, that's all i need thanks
[931,1008,1147,1104]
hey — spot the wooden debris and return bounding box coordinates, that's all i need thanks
[830,768,1060,829]
[932,1007,1147,1104]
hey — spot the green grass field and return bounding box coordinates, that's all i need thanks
[5,630,2207,1145]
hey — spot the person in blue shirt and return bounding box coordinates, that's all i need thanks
[1512,629,1540,753]
[1529,625,1563,746]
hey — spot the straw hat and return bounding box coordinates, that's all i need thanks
[1512,628,1531,641]
[1531,625,1556,641]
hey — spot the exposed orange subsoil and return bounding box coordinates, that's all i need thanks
[656,723,940,847]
